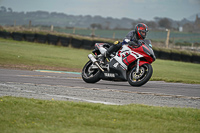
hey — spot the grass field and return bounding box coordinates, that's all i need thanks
[152,60,200,84]
[0,38,200,84]
[0,38,89,71]
[0,96,200,133]
[0,38,200,132]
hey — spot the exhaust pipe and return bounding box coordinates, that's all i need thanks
[88,54,104,72]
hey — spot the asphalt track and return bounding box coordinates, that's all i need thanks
[0,68,200,108]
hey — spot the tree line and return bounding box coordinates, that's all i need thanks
[0,6,194,31]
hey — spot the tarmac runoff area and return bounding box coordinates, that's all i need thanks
[0,69,200,109]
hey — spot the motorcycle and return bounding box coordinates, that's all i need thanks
[82,39,156,87]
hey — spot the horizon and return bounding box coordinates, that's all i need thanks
[0,0,200,21]
[1,6,200,22]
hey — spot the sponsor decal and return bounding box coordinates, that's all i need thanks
[113,62,119,68]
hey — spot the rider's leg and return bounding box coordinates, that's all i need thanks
[104,42,122,57]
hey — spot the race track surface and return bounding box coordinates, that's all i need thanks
[0,68,200,108]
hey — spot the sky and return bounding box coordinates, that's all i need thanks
[0,0,200,21]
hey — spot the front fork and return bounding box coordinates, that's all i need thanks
[136,59,140,74]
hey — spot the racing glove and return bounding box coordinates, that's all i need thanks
[128,41,139,48]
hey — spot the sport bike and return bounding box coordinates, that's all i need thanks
[82,40,156,87]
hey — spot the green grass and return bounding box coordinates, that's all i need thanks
[0,38,89,70]
[152,60,200,84]
[0,38,200,84]
[0,96,200,133]
[0,39,200,132]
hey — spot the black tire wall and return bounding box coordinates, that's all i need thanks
[0,31,199,64]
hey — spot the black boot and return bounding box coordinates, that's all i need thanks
[104,42,122,58]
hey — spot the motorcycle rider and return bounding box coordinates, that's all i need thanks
[104,23,149,58]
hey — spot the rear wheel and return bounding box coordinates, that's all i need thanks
[82,60,101,83]
[127,63,153,87]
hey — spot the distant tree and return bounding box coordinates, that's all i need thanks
[90,23,102,29]
[158,18,171,29]
[0,6,7,12]
[105,21,110,29]
[8,7,13,12]
[96,24,102,29]
[50,12,67,18]
[90,23,96,29]
[132,22,137,29]
[34,11,49,18]
[146,21,158,29]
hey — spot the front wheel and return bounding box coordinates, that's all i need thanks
[127,63,153,87]
[82,60,101,83]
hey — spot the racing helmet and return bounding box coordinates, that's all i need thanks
[135,23,149,40]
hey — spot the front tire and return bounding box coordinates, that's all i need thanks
[127,63,153,87]
[82,60,101,83]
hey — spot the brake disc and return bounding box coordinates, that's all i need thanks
[132,67,145,79]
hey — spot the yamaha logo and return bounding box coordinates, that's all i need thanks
[104,73,115,77]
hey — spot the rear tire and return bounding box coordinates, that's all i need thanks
[82,60,101,83]
[127,63,153,87]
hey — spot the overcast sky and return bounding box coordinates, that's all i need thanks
[0,0,200,21]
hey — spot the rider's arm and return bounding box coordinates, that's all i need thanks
[121,30,134,45]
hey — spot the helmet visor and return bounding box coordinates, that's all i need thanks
[139,30,148,38]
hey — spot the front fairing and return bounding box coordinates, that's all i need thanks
[128,43,156,64]
[142,43,156,62]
